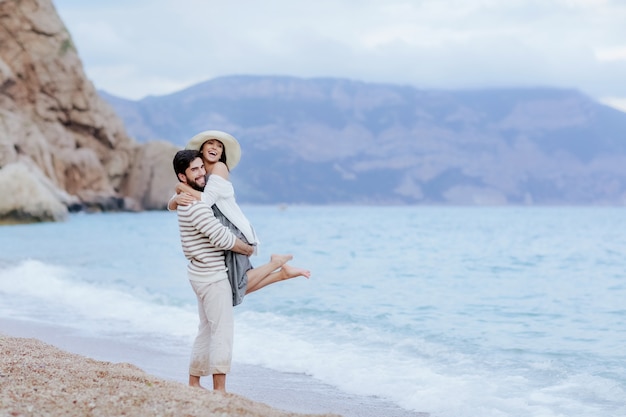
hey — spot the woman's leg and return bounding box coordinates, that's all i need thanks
[245,254,311,294]
[211,207,310,299]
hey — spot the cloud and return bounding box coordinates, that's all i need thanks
[599,97,626,113]
[52,0,626,101]
[595,46,626,62]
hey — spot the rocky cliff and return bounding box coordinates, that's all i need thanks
[0,0,178,223]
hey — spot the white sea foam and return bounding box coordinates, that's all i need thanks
[0,259,197,346]
[233,308,626,417]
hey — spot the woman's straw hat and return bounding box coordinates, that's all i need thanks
[185,130,241,170]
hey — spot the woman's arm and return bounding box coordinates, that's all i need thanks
[198,162,231,205]
[176,183,202,199]
[170,162,231,210]
[168,185,200,210]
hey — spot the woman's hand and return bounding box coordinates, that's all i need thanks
[176,183,194,195]
[175,192,196,206]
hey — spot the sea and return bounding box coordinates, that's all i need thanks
[1,206,625,417]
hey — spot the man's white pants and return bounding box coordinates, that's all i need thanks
[188,276,233,376]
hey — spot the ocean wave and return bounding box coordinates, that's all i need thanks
[232,308,626,417]
[0,259,197,343]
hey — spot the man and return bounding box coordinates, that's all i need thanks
[173,149,254,391]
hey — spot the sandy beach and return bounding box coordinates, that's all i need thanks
[0,318,425,417]
[0,334,341,417]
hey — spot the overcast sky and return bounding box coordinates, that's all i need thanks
[52,0,626,110]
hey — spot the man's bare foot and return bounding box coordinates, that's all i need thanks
[189,381,207,390]
[189,375,208,390]
[270,254,293,268]
[279,264,311,280]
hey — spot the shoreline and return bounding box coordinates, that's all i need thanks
[0,317,426,417]
[1,335,336,417]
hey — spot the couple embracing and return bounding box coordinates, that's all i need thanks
[171,130,310,391]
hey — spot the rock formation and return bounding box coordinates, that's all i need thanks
[0,0,178,223]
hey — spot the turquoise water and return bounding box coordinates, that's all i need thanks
[1,206,625,417]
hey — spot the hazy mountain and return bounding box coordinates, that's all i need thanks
[101,75,626,205]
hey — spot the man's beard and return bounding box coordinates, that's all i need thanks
[187,176,205,192]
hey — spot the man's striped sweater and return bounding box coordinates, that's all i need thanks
[177,201,236,279]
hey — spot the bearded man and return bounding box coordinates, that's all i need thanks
[172,149,254,391]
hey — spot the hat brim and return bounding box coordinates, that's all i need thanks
[185,130,241,170]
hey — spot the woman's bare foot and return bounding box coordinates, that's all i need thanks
[270,254,293,269]
[279,264,311,280]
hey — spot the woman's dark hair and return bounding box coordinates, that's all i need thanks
[200,140,228,167]
[173,149,202,179]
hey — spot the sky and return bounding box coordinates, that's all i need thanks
[51,0,626,111]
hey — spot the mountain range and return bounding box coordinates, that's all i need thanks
[102,75,626,205]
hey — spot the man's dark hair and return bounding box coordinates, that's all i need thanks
[173,149,202,180]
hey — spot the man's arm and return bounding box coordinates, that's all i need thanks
[231,238,254,256]
[187,203,253,255]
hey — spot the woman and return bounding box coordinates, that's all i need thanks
[169,130,310,305]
